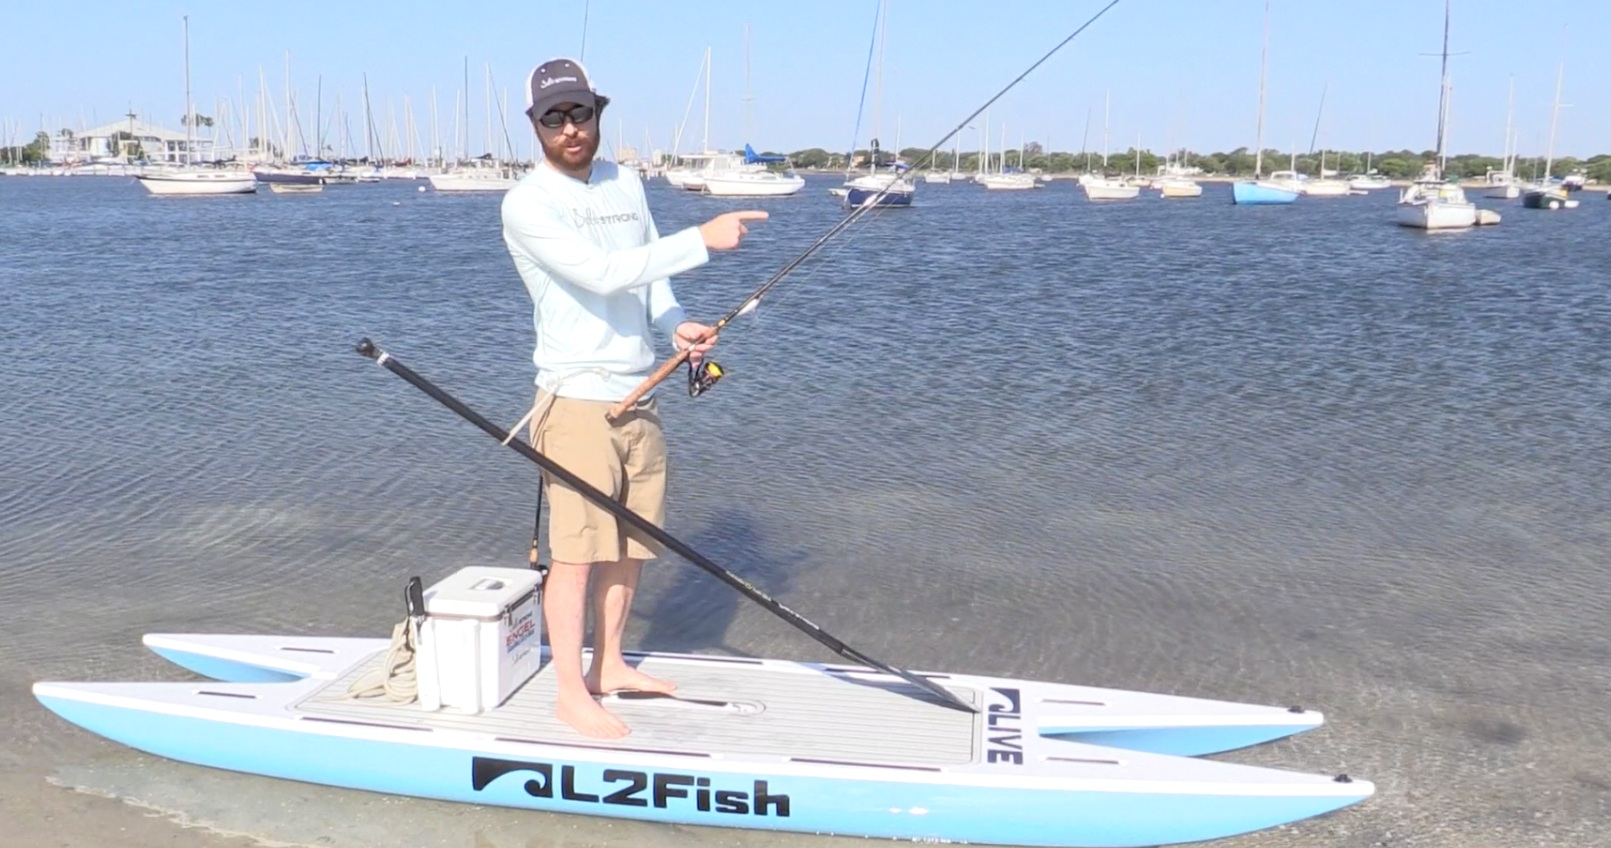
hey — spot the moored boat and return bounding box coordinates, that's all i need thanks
[844,171,916,207]
[137,17,257,197]
[979,172,1037,191]
[1394,1,1497,230]
[1520,184,1577,210]
[1519,60,1576,212]
[1232,180,1298,205]
[1231,3,1298,206]
[700,145,806,197]
[1080,174,1140,201]
[1156,176,1203,198]
[428,162,520,192]
[138,168,258,195]
[1483,169,1521,199]
[1348,174,1391,191]
[701,169,806,197]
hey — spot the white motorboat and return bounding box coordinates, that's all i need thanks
[1348,174,1391,191]
[428,163,520,193]
[1299,178,1351,197]
[1156,177,1203,198]
[666,152,740,192]
[701,167,805,197]
[1080,175,1139,201]
[923,171,953,184]
[1484,169,1521,199]
[979,172,1037,191]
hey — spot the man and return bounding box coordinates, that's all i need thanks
[501,57,766,738]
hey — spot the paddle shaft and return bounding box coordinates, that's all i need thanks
[356,339,977,714]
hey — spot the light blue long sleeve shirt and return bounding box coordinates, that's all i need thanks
[501,161,710,401]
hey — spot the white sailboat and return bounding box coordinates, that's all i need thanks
[700,26,805,198]
[1080,93,1139,201]
[842,1,915,207]
[1396,1,1498,229]
[1484,78,1522,199]
[979,129,1036,190]
[1298,87,1350,197]
[428,61,518,193]
[1520,59,1578,211]
[138,17,257,196]
[1231,2,1300,205]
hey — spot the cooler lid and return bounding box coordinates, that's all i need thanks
[423,566,542,618]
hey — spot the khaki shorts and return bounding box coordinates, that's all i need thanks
[531,394,667,564]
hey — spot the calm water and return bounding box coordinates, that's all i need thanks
[2,175,1608,847]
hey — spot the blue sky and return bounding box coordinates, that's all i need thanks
[5,0,1608,159]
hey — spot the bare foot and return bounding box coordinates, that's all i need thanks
[555,688,630,738]
[589,664,677,695]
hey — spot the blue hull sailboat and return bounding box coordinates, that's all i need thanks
[1233,181,1299,205]
[1232,1,1298,206]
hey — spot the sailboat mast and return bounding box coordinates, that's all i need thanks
[1542,60,1563,181]
[284,51,293,161]
[1102,89,1110,169]
[1502,76,1514,172]
[1432,0,1451,168]
[742,23,752,144]
[1080,105,1091,172]
[873,0,886,170]
[1253,0,1270,177]
[702,46,711,152]
[181,15,191,166]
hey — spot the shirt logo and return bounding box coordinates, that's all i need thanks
[573,208,640,227]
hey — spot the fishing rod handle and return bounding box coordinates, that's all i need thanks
[607,346,692,421]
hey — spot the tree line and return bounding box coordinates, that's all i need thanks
[776,145,1611,182]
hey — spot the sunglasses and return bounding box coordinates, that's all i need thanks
[535,104,597,129]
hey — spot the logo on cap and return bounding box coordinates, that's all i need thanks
[539,76,578,89]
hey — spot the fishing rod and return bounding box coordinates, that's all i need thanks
[355,338,978,715]
[606,0,1125,420]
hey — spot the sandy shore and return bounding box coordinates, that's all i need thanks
[2,768,257,848]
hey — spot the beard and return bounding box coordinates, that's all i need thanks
[540,128,600,173]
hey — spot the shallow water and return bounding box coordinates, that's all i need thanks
[2,175,1609,847]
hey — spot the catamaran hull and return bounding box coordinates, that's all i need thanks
[33,633,1371,847]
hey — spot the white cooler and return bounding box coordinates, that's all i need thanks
[416,566,543,714]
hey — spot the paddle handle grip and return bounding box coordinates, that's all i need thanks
[607,347,692,420]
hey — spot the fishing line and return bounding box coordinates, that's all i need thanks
[608,0,1126,418]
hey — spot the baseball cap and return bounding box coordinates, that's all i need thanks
[525,58,610,118]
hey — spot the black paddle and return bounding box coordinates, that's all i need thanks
[355,338,978,715]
